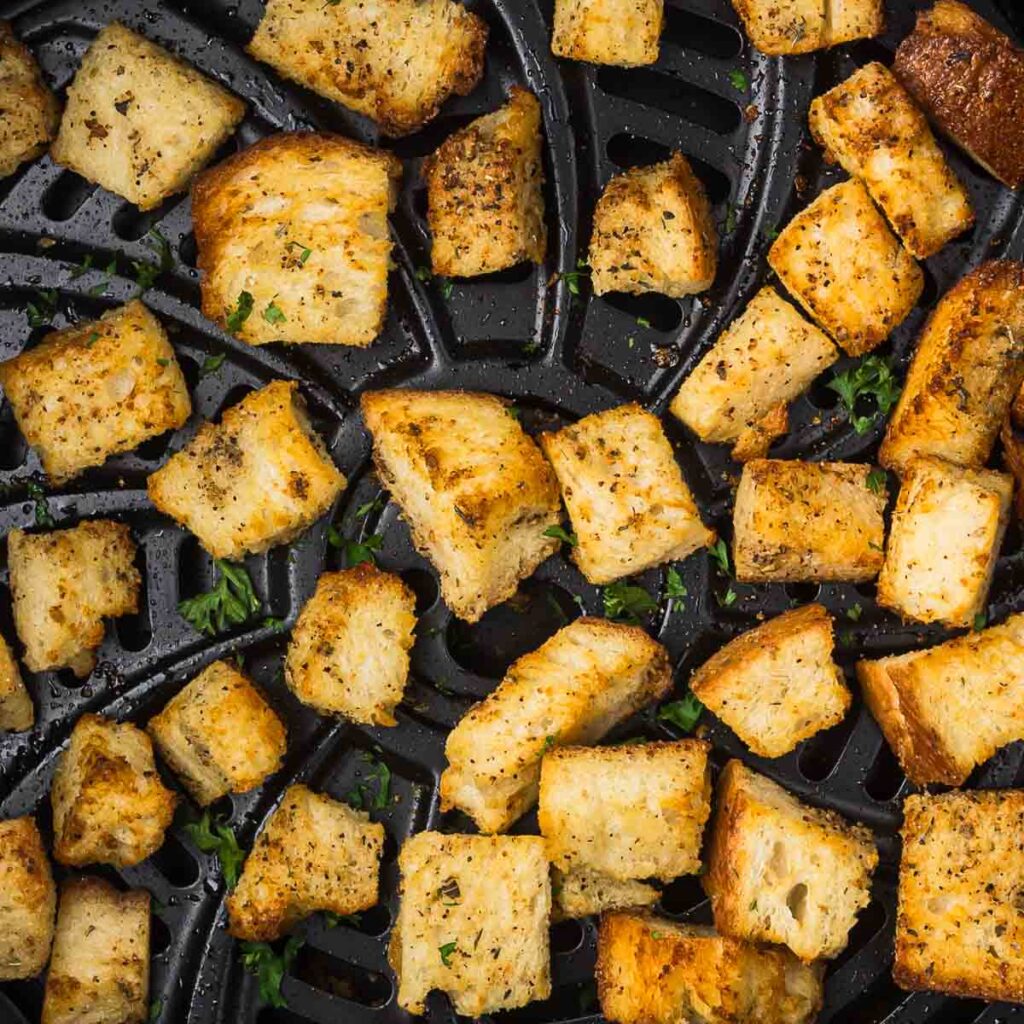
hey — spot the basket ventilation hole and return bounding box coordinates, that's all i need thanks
[662,4,744,59]
[41,171,97,222]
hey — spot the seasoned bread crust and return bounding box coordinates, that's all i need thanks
[0,21,59,178]
[729,0,883,55]
[0,631,33,732]
[551,0,665,67]
[551,867,659,921]
[0,816,56,981]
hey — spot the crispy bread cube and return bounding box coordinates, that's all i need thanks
[690,604,850,759]
[539,403,713,584]
[0,817,55,981]
[147,380,345,559]
[0,300,191,483]
[147,660,287,806]
[8,520,140,677]
[192,133,401,347]
[50,23,243,210]
[552,867,659,921]
[539,741,711,882]
[227,784,384,942]
[768,179,923,356]
[880,260,1024,474]
[361,389,561,622]
[551,0,664,67]
[41,877,149,1024]
[248,0,487,137]
[589,154,717,298]
[440,618,672,833]
[389,832,551,1016]
[285,564,416,726]
[0,22,59,178]
[425,87,546,278]
[730,0,882,55]
[0,632,32,732]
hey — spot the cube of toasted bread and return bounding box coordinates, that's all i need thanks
[147,380,344,559]
[390,832,551,1016]
[0,817,55,981]
[8,520,140,678]
[597,911,824,1024]
[41,877,149,1024]
[248,0,487,137]
[228,784,384,942]
[0,22,59,178]
[729,0,883,55]
[0,300,191,483]
[551,0,664,66]
[690,604,850,759]
[0,632,32,732]
[361,389,561,622]
[50,23,243,210]
[552,867,659,921]
[589,154,717,298]
[440,618,672,833]
[768,179,923,356]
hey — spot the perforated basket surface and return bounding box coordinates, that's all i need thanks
[2,0,1024,1022]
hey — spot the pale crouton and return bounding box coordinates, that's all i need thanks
[539,403,713,584]
[597,913,824,1024]
[768,179,923,356]
[880,260,1024,474]
[8,520,140,678]
[690,604,850,759]
[361,389,561,622]
[285,564,416,727]
[147,660,287,806]
[192,133,400,347]
[0,817,55,981]
[539,741,711,882]
[50,22,243,210]
[729,0,883,55]
[41,877,149,1024]
[147,380,345,559]
[0,632,32,732]
[227,784,384,942]
[0,300,191,483]
[425,87,546,278]
[551,0,664,66]
[389,832,551,1017]
[552,867,659,921]
[704,760,878,961]
[440,618,672,833]
[588,154,717,298]
[896,790,1024,1001]
[0,22,59,178]
[248,0,487,137]
[733,459,887,583]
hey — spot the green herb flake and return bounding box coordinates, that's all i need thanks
[263,301,287,325]
[328,529,383,567]
[324,911,362,928]
[542,735,556,753]
[846,603,863,622]
[665,566,687,611]
[262,616,287,633]
[657,692,703,733]
[728,68,749,91]
[356,497,385,519]
[200,353,226,377]
[287,241,313,265]
[183,811,245,888]
[356,751,392,810]
[709,538,731,576]
[85,331,102,348]
[440,279,454,300]
[178,559,261,637]
[560,261,590,296]
[544,524,578,546]
[156,357,171,367]
[724,203,737,235]
[148,998,164,1022]
[132,230,174,295]
[718,587,738,608]
[602,581,658,622]
[827,356,902,434]
[865,468,887,494]
[439,941,458,967]
[764,225,780,241]
[226,291,255,335]
[26,288,59,328]
[26,481,55,527]
[636,316,652,329]
[239,936,303,1008]
[974,612,988,631]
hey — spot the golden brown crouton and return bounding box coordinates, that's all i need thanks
[361,389,561,622]
[729,0,883,55]
[0,817,55,981]
[0,632,32,732]
[389,832,551,1017]
[551,0,664,67]
[588,154,717,298]
[425,87,546,278]
[248,0,487,137]
[0,300,192,483]
[552,867,659,921]
[440,617,672,833]
[8,520,140,678]
[0,22,59,178]
[50,22,243,210]
[147,380,345,559]
[768,179,923,356]
[227,784,384,942]
[285,564,416,726]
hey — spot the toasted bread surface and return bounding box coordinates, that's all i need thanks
[0,631,33,731]
[0,21,59,178]
[0,816,55,981]
[552,0,664,66]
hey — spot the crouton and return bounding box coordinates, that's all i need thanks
[147,660,287,806]
[551,0,664,66]
[285,564,416,726]
[539,741,711,882]
[228,784,384,942]
[361,389,561,622]
[880,260,1024,474]
[50,22,243,210]
[732,459,887,583]
[690,604,850,759]
[768,179,923,356]
[729,0,883,55]
[440,617,672,833]
[552,867,659,921]
[896,790,1024,1001]
[425,87,546,278]
[0,300,191,483]
[147,380,345,559]
[8,520,140,678]
[41,877,149,1024]
[588,154,717,298]
[0,22,59,178]
[248,0,487,137]
[0,817,55,981]
[0,632,32,732]
[704,760,878,961]
[539,403,713,584]
[389,832,551,1016]
[894,0,1024,190]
